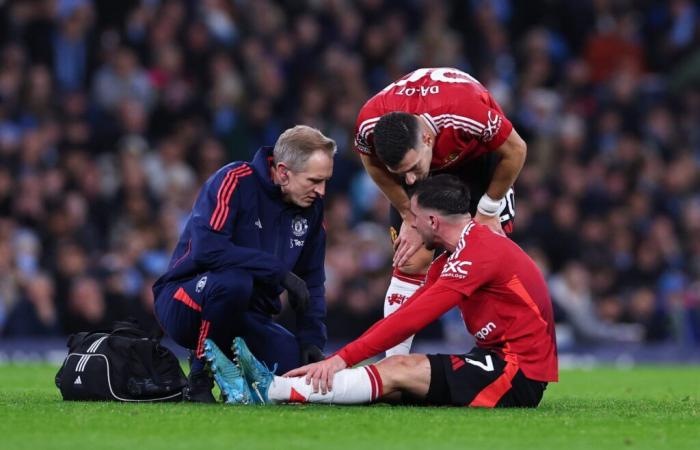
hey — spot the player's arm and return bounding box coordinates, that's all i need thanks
[335,281,463,366]
[475,128,526,233]
[336,242,497,366]
[485,128,526,201]
[486,128,527,199]
[283,280,462,389]
[189,166,286,286]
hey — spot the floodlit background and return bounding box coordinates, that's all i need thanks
[0,0,699,363]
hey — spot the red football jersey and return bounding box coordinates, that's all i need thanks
[336,221,558,382]
[354,68,514,170]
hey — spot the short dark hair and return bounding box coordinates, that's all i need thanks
[411,174,471,216]
[373,112,420,168]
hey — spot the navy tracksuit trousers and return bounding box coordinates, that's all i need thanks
[154,267,300,374]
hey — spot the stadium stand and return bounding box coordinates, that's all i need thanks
[0,0,698,355]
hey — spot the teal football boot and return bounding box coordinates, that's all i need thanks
[202,339,252,404]
[232,337,275,404]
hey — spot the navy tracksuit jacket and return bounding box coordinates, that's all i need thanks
[153,146,327,373]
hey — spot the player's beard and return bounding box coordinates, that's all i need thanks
[418,230,435,250]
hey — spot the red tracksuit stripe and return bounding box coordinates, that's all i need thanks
[212,176,239,230]
[209,166,251,230]
[211,166,252,230]
[173,287,201,312]
[213,167,251,230]
[195,320,211,358]
[171,239,191,268]
[213,166,251,229]
[210,170,236,229]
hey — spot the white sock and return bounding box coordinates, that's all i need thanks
[383,275,421,356]
[267,365,383,404]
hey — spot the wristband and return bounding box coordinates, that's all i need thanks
[477,194,503,217]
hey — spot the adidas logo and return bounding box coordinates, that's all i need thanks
[74,376,82,385]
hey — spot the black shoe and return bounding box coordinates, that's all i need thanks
[183,369,216,403]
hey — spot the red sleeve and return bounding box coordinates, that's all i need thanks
[354,101,381,156]
[452,92,513,152]
[335,282,463,367]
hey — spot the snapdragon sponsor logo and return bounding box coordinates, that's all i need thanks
[475,322,496,340]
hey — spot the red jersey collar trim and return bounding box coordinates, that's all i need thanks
[462,219,478,235]
[420,113,439,135]
[450,220,477,259]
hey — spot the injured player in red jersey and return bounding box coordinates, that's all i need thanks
[206,175,558,408]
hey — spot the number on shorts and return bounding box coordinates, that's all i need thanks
[464,354,494,372]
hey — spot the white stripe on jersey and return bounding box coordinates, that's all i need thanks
[432,114,486,131]
[434,119,482,135]
[358,126,378,146]
[357,117,381,138]
[360,125,377,141]
[435,119,481,135]
[358,112,488,141]
[433,113,486,129]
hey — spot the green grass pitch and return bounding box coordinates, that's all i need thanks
[0,364,698,450]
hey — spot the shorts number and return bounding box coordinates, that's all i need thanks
[464,355,494,372]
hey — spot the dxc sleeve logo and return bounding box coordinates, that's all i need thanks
[441,260,472,279]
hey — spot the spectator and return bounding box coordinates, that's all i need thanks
[63,275,125,335]
[0,0,698,346]
[3,273,60,337]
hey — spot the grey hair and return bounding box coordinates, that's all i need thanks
[273,125,337,171]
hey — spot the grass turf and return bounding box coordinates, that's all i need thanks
[0,365,698,450]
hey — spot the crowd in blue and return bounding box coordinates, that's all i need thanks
[0,0,698,347]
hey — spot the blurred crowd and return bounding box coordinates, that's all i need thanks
[0,0,699,348]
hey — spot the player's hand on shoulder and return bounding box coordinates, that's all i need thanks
[393,221,424,268]
[283,355,348,395]
[474,212,506,236]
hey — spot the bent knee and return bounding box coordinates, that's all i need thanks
[376,354,430,390]
[380,354,426,371]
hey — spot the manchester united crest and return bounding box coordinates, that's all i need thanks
[291,215,309,237]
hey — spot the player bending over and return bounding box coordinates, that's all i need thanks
[205,175,557,408]
[354,67,526,356]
